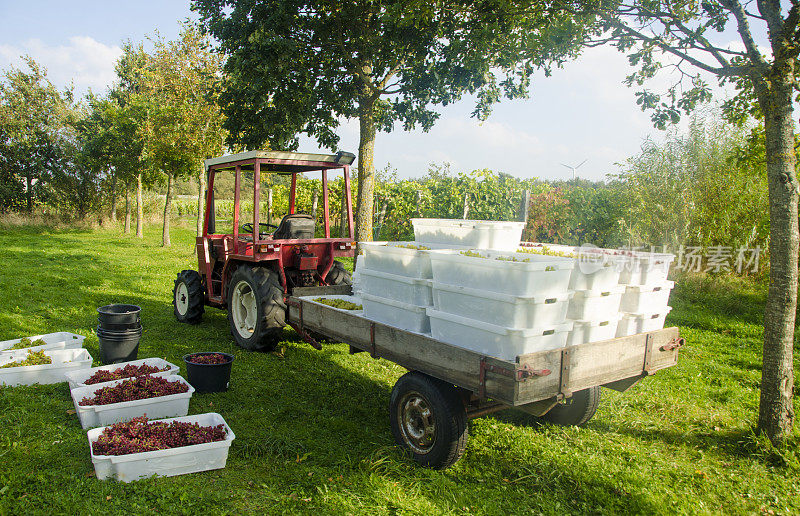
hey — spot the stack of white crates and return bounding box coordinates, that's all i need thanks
[426,248,575,361]
[357,241,441,334]
[356,221,676,362]
[519,243,675,342]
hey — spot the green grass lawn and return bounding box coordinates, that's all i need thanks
[0,223,798,515]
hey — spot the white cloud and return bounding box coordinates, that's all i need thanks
[0,36,121,94]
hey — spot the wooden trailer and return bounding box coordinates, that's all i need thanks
[286,288,684,469]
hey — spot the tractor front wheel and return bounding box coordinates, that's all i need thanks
[173,270,204,324]
[227,266,286,351]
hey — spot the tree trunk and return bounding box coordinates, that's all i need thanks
[124,188,131,234]
[311,189,319,221]
[136,173,144,238]
[110,174,117,222]
[162,173,173,247]
[26,173,33,213]
[462,192,470,219]
[757,76,797,445]
[355,98,377,246]
[196,163,205,237]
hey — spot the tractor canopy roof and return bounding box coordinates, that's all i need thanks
[204,150,355,175]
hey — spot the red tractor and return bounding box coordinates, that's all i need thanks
[172,150,356,351]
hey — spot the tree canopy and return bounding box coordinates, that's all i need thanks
[192,0,591,242]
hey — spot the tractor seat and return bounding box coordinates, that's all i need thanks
[273,213,315,240]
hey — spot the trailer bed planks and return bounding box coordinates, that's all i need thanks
[287,296,683,406]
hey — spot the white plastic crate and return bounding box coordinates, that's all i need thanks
[566,316,622,346]
[361,292,430,334]
[360,241,468,278]
[88,412,235,482]
[65,358,180,390]
[0,348,93,387]
[427,308,572,361]
[360,268,432,306]
[618,253,675,285]
[620,280,674,313]
[428,249,573,296]
[432,281,572,328]
[616,307,673,337]
[411,218,525,251]
[567,286,625,321]
[302,295,363,312]
[0,331,86,355]
[71,374,194,429]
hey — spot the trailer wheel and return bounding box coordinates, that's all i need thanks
[227,266,286,351]
[173,270,204,324]
[325,260,351,285]
[389,372,468,469]
[540,386,601,427]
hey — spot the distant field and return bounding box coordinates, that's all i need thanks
[0,223,797,515]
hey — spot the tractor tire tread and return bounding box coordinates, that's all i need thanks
[173,270,204,324]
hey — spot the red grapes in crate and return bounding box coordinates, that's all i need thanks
[186,353,229,365]
[85,363,169,385]
[79,375,188,406]
[92,416,227,456]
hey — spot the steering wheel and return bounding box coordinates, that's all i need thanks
[241,222,278,234]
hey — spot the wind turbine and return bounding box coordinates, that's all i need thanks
[561,159,587,180]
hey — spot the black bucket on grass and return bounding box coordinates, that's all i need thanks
[97,326,142,364]
[97,304,141,329]
[183,352,234,393]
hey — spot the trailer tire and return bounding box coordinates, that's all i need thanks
[173,270,204,324]
[389,372,468,469]
[325,260,352,285]
[227,266,286,351]
[540,386,601,427]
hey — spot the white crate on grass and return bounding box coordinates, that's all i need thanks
[361,292,430,334]
[427,307,572,361]
[71,374,194,429]
[616,307,673,337]
[360,268,432,305]
[0,331,86,355]
[65,358,180,390]
[0,348,93,387]
[411,218,525,251]
[428,249,573,297]
[432,281,572,328]
[620,281,674,313]
[88,412,235,482]
[567,285,625,321]
[360,241,468,278]
[566,316,622,346]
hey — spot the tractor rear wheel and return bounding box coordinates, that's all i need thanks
[173,270,204,324]
[227,266,286,351]
[325,260,352,285]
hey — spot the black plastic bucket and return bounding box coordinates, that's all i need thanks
[98,328,141,364]
[183,352,234,393]
[97,304,141,328]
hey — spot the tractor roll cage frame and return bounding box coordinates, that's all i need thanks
[199,150,356,307]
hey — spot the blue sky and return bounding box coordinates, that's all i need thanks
[0,1,750,181]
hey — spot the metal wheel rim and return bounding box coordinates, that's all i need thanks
[397,390,436,454]
[175,282,189,315]
[231,279,257,339]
